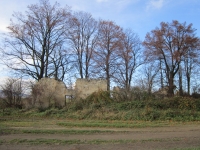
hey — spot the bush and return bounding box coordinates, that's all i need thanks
[0,78,25,108]
[196,99,200,111]
[165,109,181,119]
[113,87,150,102]
[142,106,161,121]
[145,96,198,111]
[67,100,84,111]
[84,90,113,105]
[114,101,145,111]
[177,97,196,110]
[0,99,7,110]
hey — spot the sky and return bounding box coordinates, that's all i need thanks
[0,0,200,38]
[0,0,200,83]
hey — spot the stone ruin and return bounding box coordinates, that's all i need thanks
[31,78,107,108]
[74,78,107,99]
[32,78,67,108]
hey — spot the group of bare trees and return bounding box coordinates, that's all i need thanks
[3,0,71,81]
[1,0,141,92]
[0,78,29,108]
[143,21,200,96]
[1,0,200,97]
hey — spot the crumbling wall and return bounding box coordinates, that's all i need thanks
[32,78,67,109]
[31,78,107,107]
[75,79,107,99]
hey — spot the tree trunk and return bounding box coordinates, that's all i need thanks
[106,63,110,91]
[187,75,190,95]
[79,60,83,78]
[179,67,183,96]
[160,60,164,89]
[168,72,174,96]
[107,77,110,91]
[85,60,89,79]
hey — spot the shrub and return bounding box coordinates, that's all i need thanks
[177,97,196,110]
[113,87,150,102]
[0,99,7,110]
[67,100,84,111]
[165,109,181,119]
[0,78,25,108]
[146,96,198,110]
[84,90,113,105]
[114,101,145,111]
[142,106,161,121]
[196,99,200,111]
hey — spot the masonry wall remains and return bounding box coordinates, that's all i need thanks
[75,78,107,99]
[32,78,67,108]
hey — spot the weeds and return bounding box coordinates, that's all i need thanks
[1,95,200,121]
[0,137,194,145]
[0,138,172,145]
[169,147,200,150]
[57,120,176,128]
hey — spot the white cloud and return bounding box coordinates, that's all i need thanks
[146,0,165,10]
[0,23,9,33]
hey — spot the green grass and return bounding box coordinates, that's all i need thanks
[1,117,199,131]
[1,95,200,122]
[1,138,200,150]
[0,128,117,135]
[57,120,176,128]
[1,96,200,150]
[0,137,186,145]
[0,139,82,145]
[168,148,200,150]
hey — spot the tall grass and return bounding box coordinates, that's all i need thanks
[1,91,200,121]
[2,138,195,145]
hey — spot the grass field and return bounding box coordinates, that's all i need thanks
[1,113,200,150]
[1,95,200,149]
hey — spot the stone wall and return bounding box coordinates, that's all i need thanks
[75,78,107,99]
[30,78,107,108]
[32,78,67,108]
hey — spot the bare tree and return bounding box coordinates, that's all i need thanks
[49,48,73,81]
[143,20,199,96]
[1,77,25,108]
[1,0,71,81]
[67,11,98,79]
[183,48,199,95]
[143,62,159,94]
[115,29,142,90]
[93,20,123,91]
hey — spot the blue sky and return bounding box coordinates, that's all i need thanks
[0,0,200,82]
[0,0,200,40]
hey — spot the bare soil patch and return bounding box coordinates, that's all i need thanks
[1,124,200,150]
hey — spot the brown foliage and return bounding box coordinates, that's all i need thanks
[143,20,200,96]
[114,29,142,90]
[67,11,98,79]
[93,20,124,90]
[4,0,71,81]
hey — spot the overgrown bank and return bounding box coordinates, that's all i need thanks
[1,91,200,122]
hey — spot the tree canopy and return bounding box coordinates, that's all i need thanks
[1,0,200,96]
[143,20,200,96]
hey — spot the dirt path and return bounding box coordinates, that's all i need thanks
[1,125,200,150]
